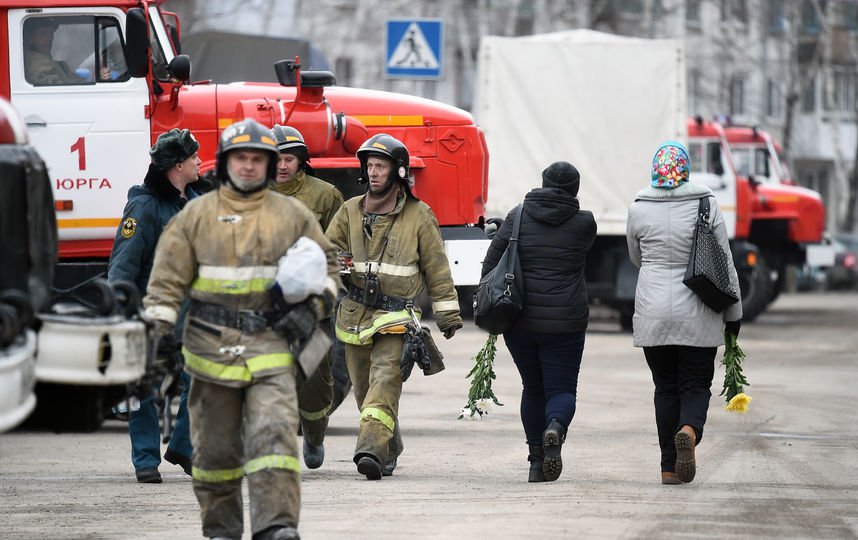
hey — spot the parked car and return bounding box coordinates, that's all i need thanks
[826,234,858,290]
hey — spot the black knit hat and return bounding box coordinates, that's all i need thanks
[149,128,199,172]
[542,161,580,196]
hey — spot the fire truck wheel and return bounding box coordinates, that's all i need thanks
[0,303,20,347]
[739,259,772,323]
[111,280,142,318]
[0,289,34,329]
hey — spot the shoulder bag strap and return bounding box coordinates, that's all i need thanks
[698,196,711,228]
[505,205,524,280]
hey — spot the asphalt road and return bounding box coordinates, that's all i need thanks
[1,292,857,539]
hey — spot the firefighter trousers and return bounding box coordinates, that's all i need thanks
[297,323,334,446]
[189,372,301,539]
[345,333,405,466]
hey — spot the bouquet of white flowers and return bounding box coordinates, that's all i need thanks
[458,334,504,420]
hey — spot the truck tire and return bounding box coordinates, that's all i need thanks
[739,260,771,322]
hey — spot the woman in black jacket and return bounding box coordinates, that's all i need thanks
[481,161,597,482]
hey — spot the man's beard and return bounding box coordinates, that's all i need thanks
[227,170,267,193]
[369,175,395,196]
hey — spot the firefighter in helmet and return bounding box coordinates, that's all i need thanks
[143,118,340,540]
[325,133,462,480]
[269,124,344,470]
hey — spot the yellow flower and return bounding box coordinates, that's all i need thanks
[724,393,752,413]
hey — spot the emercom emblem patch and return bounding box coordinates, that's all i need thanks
[120,217,138,239]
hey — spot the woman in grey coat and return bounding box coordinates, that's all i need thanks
[626,141,742,485]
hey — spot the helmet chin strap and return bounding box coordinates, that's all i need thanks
[226,171,268,195]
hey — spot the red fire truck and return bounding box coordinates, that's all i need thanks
[723,125,833,306]
[1,0,490,429]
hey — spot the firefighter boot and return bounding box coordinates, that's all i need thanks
[542,418,566,482]
[355,454,383,480]
[302,437,325,469]
[252,525,300,540]
[528,444,545,482]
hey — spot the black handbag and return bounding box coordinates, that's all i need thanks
[474,205,524,333]
[683,196,740,313]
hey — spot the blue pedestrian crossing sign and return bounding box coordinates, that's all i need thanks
[386,19,443,79]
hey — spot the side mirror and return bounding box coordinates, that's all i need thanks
[125,8,149,78]
[748,174,760,187]
[168,55,191,83]
[275,59,299,86]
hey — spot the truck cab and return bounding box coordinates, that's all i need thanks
[723,125,834,304]
[1,1,489,429]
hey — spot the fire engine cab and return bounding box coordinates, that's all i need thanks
[1,0,490,429]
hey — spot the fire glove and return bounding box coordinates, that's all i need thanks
[725,320,741,338]
[272,300,319,344]
[153,320,179,357]
[442,323,462,340]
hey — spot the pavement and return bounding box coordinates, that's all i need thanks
[1,291,857,539]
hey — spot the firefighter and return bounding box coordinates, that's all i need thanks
[325,133,462,480]
[108,128,207,484]
[269,125,343,470]
[143,118,340,540]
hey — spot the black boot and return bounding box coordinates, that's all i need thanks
[542,419,566,482]
[528,444,545,482]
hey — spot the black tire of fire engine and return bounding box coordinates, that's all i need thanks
[111,280,142,319]
[0,289,34,329]
[739,258,772,323]
[0,303,20,348]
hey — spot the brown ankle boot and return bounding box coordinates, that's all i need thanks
[674,425,697,483]
[661,472,681,485]
[528,444,544,482]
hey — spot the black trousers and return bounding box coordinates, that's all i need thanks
[643,345,716,472]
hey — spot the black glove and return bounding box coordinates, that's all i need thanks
[272,300,319,344]
[154,320,178,357]
[442,324,461,340]
[725,320,741,338]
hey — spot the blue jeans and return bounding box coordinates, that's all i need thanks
[503,329,586,445]
[129,371,192,471]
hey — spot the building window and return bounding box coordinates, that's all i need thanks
[687,0,702,23]
[688,69,701,115]
[802,0,822,35]
[825,69,857,112]
[768,0,786,33]
[767,79,783,117]
[730,75,746,116]
[334,57,352,87]
[802,77,816,112]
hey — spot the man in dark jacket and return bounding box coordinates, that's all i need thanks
[481,161,597,483]
[108,128,209,483]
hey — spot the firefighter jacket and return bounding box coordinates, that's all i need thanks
[269,170,344,231]
[143,186,341,388]
[326,192,462,346]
